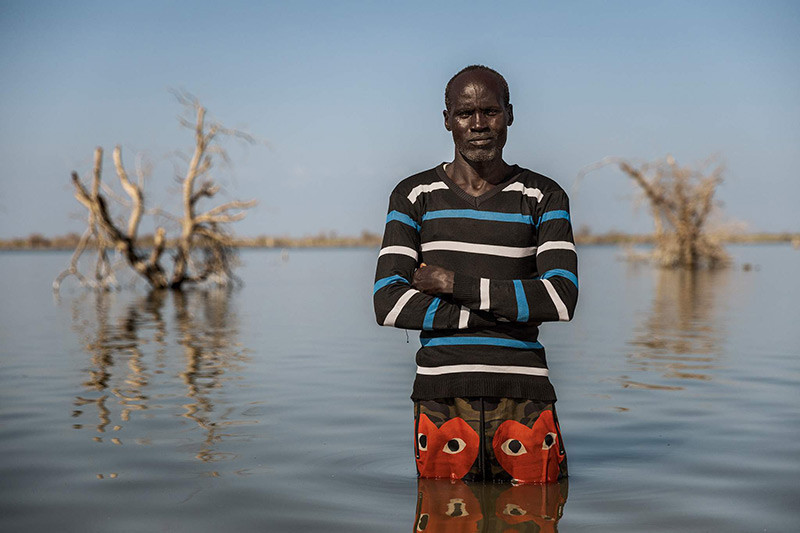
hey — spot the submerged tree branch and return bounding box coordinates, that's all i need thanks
[56,97,257,292]
[577,155,729,269]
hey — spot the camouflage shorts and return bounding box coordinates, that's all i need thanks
[414,397,567,483]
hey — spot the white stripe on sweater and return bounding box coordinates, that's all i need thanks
[383,289,419,327]
[542,279,569,321]
[421,241,536,258]
[378,246,418,260]
[416,364,549,376]
[479,278,490,311]
[407,182,448,204]
[502,182,543,202]
[536,241,576,255]
[458,306,470,329]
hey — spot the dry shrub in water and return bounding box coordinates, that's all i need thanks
[55,94,257,291]
[579,155,729,269]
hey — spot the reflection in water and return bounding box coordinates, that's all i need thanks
[623,268,730,391]
[173,290,251,463]
[414,478,568,532]
[69,289,251,476]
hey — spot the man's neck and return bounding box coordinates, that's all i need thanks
[446,153,513,197]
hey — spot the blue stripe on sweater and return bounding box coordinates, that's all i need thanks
[373,275,408,294]
[513,280,529,322]
[423,298,441,330]
[537,210,570,227]
[386,211,420,231]
[540,269,578,289]
[422,209,534,225]
[420,336,543,350]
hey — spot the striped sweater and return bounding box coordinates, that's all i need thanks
[374,163,578,401]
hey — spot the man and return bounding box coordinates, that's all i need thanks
[373,65,577,483]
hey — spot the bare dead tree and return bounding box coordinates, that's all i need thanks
[578,155,729,269]
[55,97,257,292]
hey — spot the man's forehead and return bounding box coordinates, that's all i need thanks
[450,71,504,101]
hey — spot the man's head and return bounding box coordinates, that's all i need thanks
[445,65,510,113]
[444,65,513,164]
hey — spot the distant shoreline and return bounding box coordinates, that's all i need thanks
[1,231,799,251]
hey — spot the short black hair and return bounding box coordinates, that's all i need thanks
[445,65,510,111]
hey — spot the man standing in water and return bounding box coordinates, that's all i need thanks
[373,65,577,483]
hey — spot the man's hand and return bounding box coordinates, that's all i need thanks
[412,263,454,296]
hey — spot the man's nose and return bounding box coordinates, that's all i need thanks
[470,112,488,130]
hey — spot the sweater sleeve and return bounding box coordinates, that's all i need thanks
[450,189,578,323]
[374,191,495,330]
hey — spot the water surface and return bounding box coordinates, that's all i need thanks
[0,245,798,531]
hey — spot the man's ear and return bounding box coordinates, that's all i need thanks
[506,104,514,127]
[443,109,452,131]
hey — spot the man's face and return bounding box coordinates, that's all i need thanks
[444,71,513,163]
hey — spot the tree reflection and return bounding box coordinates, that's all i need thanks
[69,289,251,472]
[413,478,568,532]
[623,268,730,390]
[173,290,250,462]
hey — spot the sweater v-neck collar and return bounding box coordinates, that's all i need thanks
[435,163,524,207]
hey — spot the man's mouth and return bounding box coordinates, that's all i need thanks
[468,138,493,146]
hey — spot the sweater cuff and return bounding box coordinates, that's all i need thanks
[452,272,481,308]
[468,309,496,328]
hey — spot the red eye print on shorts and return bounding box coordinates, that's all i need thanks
[492,410,565,483]
[416,414,479,480]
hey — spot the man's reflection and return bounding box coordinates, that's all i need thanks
[414,478,568,532]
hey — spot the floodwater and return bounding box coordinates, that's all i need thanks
[0,245,798,532]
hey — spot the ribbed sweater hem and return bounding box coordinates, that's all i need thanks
[411,374,557,402]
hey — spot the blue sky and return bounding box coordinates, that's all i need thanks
[1,0,798,239]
